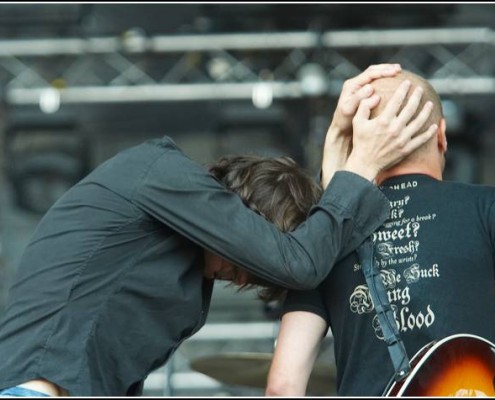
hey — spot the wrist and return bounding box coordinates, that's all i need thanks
[325,122,350,143]
[322,137,352,189]
[343,154,379,183]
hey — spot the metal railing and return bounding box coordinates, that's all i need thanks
[1,27,495,105]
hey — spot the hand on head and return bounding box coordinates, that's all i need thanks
[345,77,437,181]
[331,63,403,135]
[322,63,439,185]
[322,63,405,187]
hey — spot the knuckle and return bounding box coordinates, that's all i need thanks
[398,145,409,156]
[376,116,388,128]
[342,80,353,88]
[389,122,404,137]
[341,103,354,115]
[389,129,400,138]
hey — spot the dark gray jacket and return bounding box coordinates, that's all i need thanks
[0,136,389,395]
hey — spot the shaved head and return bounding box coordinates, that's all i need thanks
[370,69,443,133]
[365,69,448,182]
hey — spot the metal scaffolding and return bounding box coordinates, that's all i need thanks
[1,27,495,105]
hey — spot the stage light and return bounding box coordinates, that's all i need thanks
[252,82,273,109]
[39,88,61,114]
[121,27,148,53]
[298,63,328,97]
[207,57,232,82]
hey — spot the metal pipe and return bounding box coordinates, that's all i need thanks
[0,28,492,57]
[5,82,305,104]
[5,78,495,105]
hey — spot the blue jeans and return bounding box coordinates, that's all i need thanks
[0,386,50,397]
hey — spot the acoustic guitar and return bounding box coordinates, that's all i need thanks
[384,333,495,397]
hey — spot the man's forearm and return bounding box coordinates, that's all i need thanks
[321,125,352,189]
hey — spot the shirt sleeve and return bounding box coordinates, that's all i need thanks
[132,137,390,290]
[282,287,330,336]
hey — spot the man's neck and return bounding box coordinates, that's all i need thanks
[376,164,442,186]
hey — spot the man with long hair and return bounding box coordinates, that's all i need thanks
[0,64,437,396]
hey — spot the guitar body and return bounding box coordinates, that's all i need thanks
[385,334,495,397]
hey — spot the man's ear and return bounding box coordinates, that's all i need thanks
[438,118,447,153]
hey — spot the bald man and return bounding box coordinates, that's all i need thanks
[265,69,495,396]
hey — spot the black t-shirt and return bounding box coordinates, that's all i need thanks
[283,174,495,396]
[0,136,390,396]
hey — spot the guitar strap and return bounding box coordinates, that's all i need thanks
[356,237,411,381]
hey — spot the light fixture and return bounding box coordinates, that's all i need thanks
[252,82,273,109]
[297,63,328,97]
[39,88,61,114]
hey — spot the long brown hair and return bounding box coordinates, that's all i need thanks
[209,154,322,302]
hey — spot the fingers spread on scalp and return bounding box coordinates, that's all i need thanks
[354,94,381,121]
[355,64,402,86]
[395,86,424,127]
[405,101,434,135]
[358,84,374,99]
[341,84,375,116]
[379,80,412,121]
[401,123,438,155]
